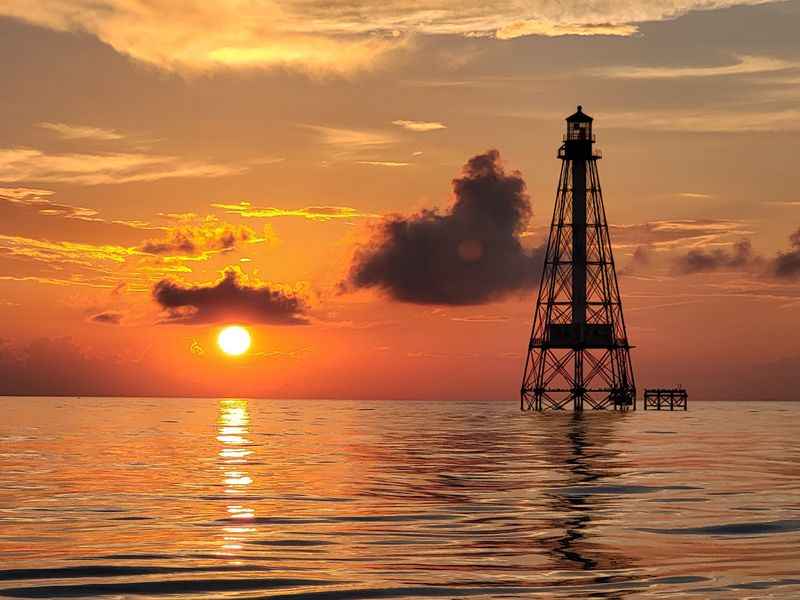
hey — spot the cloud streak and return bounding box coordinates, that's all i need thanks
[0,234,134,267]
[344,149,544,305]
[213,202,378,221]
[356,161,410,167]
[38,122,125,141]
[1,186,101,221]
[392,120,446,132]
[610,219,753,250]
[0,148,243,185]
[599,55,796,79]
[600,109,800,133]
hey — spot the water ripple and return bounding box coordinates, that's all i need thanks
[1,398,798,599]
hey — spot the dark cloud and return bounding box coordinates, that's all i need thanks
[672,228,800,279]
[674,239,758,274]
[152,268,308,325]
[618,245,651,276]
[344,149,544,305]
[139,222,260,256]
[772,228,800,279]
[90,311,123,325]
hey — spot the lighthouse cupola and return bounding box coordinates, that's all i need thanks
[563,105,595,160]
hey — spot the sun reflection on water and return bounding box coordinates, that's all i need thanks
[216,399,255,552]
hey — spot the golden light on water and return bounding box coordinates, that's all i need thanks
[217,325,251,356]
[217,399,256,553]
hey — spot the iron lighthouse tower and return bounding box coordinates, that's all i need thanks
[521,107,635,411]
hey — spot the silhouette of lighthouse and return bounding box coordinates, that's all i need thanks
[521,106,636,411]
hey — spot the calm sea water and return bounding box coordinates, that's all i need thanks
[1,398,798,599]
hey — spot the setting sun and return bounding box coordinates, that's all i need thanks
[217,326,251,356]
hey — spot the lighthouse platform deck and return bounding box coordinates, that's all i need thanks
[643,388,688,411]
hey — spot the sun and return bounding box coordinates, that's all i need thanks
[217,325,251,356]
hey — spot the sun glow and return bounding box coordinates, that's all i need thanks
[217,325,251,356]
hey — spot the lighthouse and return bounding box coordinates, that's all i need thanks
[521,107,636,411]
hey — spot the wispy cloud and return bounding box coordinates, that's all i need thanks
[213,202,378,221]
[0,274,117,289]
[678,192,715,199]
[138,218,272,257]
[37,122,125,141]
[302,124,395,151]
[356,161,410,167]
[611,219,753,250]
[598,55,797,79]
[601,109,800,133]
[1,188,161,233]
[392,120,446,132]
[0,148,243,185]
[0,234,135,267]
[1,1,782,73]
[1,186,100,220]
[496,21,637,39]
[450,314,511,323]
[0,187,55,200]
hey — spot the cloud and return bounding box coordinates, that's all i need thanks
[610,219,753,250]
[618,245,652,276]
[0,148,243,185]
[2,1,780,74]
[213,202,377,221]
[674,239,759,274]
[0,234,134,266]
[0,2,400,75]
[450,314,511,323]
[392,120,446,132]
[301,125,397,160]
[0,187,55,200]
[678,192,714,199]
[152,267,308,324]
[600,109,800,133]
[37,122,125,141]
[772,228,800,279]
[598,55,797,79]
[496,21,638,39]
[356,161,410,167]
[668,227,800,279]
[139,219,269,256]
[509,107,800,133]
[344,149,544,305]
[90,311,123,324]
[1,186,101,221]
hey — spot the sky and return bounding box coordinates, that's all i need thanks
[1,0,799,401]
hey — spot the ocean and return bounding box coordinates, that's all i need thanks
[1,398,798,599]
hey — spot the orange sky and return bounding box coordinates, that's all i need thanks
[1,1,799,400]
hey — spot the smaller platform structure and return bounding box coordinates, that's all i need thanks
[643,388,688,411]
